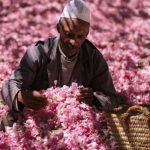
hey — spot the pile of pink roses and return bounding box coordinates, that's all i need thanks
[0,83,117,150]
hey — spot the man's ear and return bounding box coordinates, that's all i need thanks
[57,23,60,33]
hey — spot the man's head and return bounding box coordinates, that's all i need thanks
[57,0,90,58]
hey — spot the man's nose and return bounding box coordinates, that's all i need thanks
[69,38,80,47]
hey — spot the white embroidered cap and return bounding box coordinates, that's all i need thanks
[60,0,90,23]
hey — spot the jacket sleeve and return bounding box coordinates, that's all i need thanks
[1,44,41,111]
[91,50,121,111]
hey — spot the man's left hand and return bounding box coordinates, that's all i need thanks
[77,87,93,105]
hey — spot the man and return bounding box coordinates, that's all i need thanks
[1,0,125,131]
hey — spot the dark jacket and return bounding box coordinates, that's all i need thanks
[1,37,121,111]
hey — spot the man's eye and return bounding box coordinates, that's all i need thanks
[65,32,74,38]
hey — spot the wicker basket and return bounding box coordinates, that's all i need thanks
[106,105,150,150]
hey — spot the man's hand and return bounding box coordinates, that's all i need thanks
[17,90,48,110]
[77,87,93,105]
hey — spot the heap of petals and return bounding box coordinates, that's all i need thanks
[0,83,117,149]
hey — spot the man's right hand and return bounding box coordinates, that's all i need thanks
[17,90,48,110]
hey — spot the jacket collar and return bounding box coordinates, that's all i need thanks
[79,40,90,63]
[41,36,60,60]
[49,36,60,60]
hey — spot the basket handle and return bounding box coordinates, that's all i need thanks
[121,105,150,129]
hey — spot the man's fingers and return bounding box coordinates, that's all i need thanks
[26,101,47,110]
[28,105,43,110]
[77,87,94,105]
[25,97,48,110]
[78,94,93,99]
[78,97,93,105]
[78,88,93,97]
[79,87,93,93]
[19,90,49,110]
[78,89,93,98]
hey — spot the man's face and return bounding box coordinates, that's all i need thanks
[57,18,90,57]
